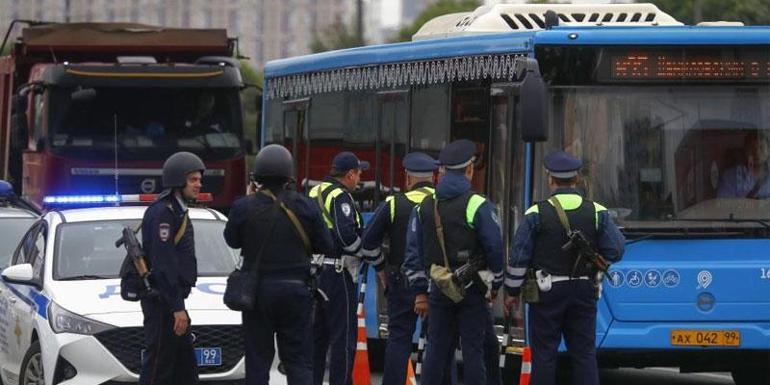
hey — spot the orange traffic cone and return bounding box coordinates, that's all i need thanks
[518,347,532,385]
[352,283,371,385]
[405,358,416,385]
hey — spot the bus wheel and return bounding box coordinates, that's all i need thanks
[20,341,44,385]
[732,368,770,385]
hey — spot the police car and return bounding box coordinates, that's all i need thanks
[0,194,245,385]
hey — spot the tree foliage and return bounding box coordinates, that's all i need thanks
[310,18,365,53]
[391,0,481,43]
[641,0,770,25]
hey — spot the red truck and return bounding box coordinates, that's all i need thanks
[0,21,256,210]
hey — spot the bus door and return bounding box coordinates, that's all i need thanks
[451,83,491,193]
[281,98,310,192]
[374,89,410,203]
[489,82,527,350]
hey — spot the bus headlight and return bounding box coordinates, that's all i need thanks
[48,301,116,335]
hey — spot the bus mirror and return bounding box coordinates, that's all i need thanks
[517,58,548,142]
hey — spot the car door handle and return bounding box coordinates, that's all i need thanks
[8,296,16,304]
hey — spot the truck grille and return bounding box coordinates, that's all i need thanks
[95,325,243,375]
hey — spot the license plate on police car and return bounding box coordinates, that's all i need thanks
[142,347,222,366]
[671,330,740,347]
[196,347,222,366]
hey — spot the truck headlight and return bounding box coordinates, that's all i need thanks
[48,301,116,335]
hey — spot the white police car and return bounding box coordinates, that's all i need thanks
[0,194,245,385]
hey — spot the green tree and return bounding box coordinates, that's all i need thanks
[641,0,770,25]
[310,18,365,53]
[240,60,263,160]
[391,0,481,43]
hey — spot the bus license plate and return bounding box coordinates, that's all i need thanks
[671,330,740,347]
[196,347,222,366]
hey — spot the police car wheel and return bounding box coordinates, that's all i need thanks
[20,341,43,385]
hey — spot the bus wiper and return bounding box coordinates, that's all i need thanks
[673,217,770,229]
[58,274,111,280]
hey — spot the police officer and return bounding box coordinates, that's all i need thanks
[224,145,334,385]
[309,151,368,385]
[140,151,204,385]
[361,152,437,385]
[504,150,625,385]
[403,139,504,385]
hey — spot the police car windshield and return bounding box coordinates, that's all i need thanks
[54,219,238,280]
[541,85,770,229]
[47,87,243,161]
[0,218,37,268]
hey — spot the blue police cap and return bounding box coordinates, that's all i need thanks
[438,139,476,170]
[402,152,437,177]
[544,150,582,178]
[332,151,370,172]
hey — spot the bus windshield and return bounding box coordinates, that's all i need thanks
[543,85,770,228]
[48,87,243,160]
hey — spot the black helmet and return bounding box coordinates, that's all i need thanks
[162,152,205,188]
[253,144,294,181]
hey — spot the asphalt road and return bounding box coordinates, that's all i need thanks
[268,362,737,385]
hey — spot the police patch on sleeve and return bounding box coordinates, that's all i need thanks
[159,223,171,242]
[341,203,352,217]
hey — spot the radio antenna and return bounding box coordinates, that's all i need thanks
[113,113,119,204]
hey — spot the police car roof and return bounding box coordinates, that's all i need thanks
[0,206,39,219]
[52,206,226,223]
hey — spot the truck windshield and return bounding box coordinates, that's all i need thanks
[540,85,770,229]
[48,87,243,160]
[54,219,238,280]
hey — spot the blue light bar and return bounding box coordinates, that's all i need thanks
[0,180,13,199]
[43,195,121,205]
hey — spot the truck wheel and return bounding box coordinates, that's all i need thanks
[20,341,43,385]
[732,368,770,385]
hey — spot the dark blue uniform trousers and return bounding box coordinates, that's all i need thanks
[529,280,599,385]
[420,285,488,385]
[139,297,198,385]
[313,267,357,385]
[381,271,417,385]
[244,277,313,385]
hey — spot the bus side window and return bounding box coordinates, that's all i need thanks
[411,84,449,153]
[451,82,491,194]
[265,98,284,146]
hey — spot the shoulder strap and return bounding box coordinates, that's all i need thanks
[263,190,311,255]
[136,208,189,245]
[174,212,189,245]
[432,197,452,268]
[548,196,572,234]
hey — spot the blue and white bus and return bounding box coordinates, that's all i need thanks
[263,3,770,383]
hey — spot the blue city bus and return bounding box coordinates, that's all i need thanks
[263,4,770,382]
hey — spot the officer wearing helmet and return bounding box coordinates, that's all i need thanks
[139,151,205,385]
[224,144,333,385]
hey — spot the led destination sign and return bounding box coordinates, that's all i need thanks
[606,49,770,81]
